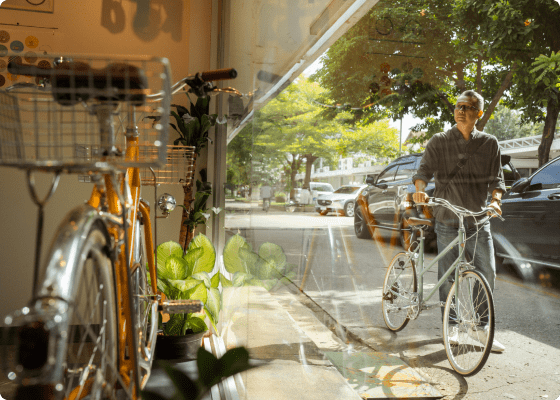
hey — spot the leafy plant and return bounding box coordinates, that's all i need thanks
[141,346,256,400]
[222,234,296,291]
[155,235,231,335]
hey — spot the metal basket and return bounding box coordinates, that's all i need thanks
[0,54,171,171]
[141,145,196,186]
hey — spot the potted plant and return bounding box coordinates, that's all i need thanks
[153,234,231,360]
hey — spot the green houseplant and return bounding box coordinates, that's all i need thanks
[154,234,231,359]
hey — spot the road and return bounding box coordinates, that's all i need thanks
[225,206,560,400]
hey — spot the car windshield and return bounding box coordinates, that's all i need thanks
[312,184,334,192]
[334,186,362,194]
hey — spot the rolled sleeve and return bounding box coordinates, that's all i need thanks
[412,136,438,186]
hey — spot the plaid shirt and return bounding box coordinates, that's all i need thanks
[412,125,506,227]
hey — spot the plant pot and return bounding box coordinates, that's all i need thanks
[155,331,206,360]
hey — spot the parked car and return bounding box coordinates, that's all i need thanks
[309,182,335,201]
[490,156,560,282]
[354,152,521,251]
[286,182,334,212]
[315,184,367,217]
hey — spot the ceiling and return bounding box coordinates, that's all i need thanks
[224,0,379,143]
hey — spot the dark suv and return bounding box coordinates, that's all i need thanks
[354,152,521,250]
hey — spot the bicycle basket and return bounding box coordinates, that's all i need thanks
[141,145,196,186]
[0,54,171,171]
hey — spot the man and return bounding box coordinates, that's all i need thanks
[260,183,274,209]
[412,90,506,352]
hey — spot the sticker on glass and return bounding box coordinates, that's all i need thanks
[24,51,38,63]
[25,35,39,49]
[0,45,8,57]
[0,30,10,43]
[10,41,24,53]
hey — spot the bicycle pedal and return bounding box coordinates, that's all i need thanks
[159,300,203,314]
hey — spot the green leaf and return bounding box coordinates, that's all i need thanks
[183,315,207,334]
[210,273,220,288]
[156,241,183,278]
[185,282,208,305]
[196,347,219,389]
[168,278,200,294]
[164,314,185,335]
[162,255,188,281]
[223,234,250,273]
[258,242,287,269]
[216,347,254,379]
[239,247,259,276]
[219,272,232,288]
[171,103,189,115]
[184,247,203,278]
[158,360,199,399]
[232,272,251,287]
[192,272,212,288]
[205,287,221,323]
[188,234,216,274]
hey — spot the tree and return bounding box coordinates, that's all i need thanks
[483,104,543,140]
[454,0,560,166]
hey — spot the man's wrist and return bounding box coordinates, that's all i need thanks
[491,197,502,206]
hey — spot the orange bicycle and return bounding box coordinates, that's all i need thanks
[0,54,236,399]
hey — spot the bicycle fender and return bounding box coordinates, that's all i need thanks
[38,203,110,302]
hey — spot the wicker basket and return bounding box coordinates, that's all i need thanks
[0,54,171,172]
[141,145,196,186]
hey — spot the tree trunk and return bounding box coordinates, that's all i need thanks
[476,64,516,130]
[179,155,197,251]
[303,154,318,188]
[538,101,560,167]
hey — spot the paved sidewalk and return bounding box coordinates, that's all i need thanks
[220,286,442,399]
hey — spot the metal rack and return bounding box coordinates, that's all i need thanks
[141,145,196,186]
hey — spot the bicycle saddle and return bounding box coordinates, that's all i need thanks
[407,217,434,227]
[8,60,148,106]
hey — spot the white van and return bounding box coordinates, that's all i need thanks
[309,182,334,204]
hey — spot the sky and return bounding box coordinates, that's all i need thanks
[302,56,423,146]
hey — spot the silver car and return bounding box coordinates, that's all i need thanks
[315,184,367,217]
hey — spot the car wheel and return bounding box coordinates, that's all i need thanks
[354,204,372,239]
[344,201,355,217]
[319,210,328,216]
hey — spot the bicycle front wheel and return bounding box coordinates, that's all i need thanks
[443,269,495,376]
[382,252,417,332]
[63,224,119,399]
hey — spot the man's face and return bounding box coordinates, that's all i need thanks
[454,98,480,127]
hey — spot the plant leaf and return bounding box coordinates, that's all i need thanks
[196,346,219,389]
[239,247,259,276]
[223,234,250,274]
[232,272,251,287]
[184,246,203,278]
[164,313,185,335]
[205,287,221,325]
[210,272,220,288]
[168,278,200,294]
[184,315,207,334]
[217,347,254,378]
[162,255,188,281]
[219,272,232,288]
[188,234,216,274]
[185,282,208,305]
[191,272,212,288]
[158,360,199,400]
[156,241,183,278]
[258,242,287,270]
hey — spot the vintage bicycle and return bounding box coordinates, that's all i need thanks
[0,54,236,399]
[381,197,504,376]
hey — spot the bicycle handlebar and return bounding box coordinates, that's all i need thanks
[416,197,505,222]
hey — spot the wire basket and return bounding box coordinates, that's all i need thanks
[141,145,196,186]
[0,54,171,171]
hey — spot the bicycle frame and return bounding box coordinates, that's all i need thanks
[85,110,159,396]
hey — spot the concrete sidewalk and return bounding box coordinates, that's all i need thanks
[220,285,443,399]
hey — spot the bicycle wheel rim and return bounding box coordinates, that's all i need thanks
[443,270,494,376]
[382,252,417,332]
[64,227,118,399]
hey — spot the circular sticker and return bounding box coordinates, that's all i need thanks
[0,45,8,57]
[369,82,380,94]
[9,55,22,64]
[24,51,38,63]
[402,61,413,72]
[0,30,10,43]
[0,60,6,72]
[38,60,51,69]
[25,36,39,49]
[10,41,24,53]
[0,75,5,87]
[380,76,391,86]
[380,63,391,73]
[7,72,19,81]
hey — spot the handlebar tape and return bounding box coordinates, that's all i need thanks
[200,68,237,82]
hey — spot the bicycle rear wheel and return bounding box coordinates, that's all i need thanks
[62,224,119,399]
[443,269,495,376]
[382,252,417,332]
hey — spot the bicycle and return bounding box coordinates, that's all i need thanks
[263,198,271,212]
[381,197,504,376]
[0,54,237,399]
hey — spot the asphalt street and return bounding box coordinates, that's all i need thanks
[225,204,560,400]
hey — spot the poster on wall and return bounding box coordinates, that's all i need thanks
[0,0,54,13]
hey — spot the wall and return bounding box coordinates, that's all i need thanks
[0,0,214,321]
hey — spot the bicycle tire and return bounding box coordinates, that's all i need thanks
[61,224,119,399]
[382,252,417,332]
[131,218,157,389]
[443,269,495,376]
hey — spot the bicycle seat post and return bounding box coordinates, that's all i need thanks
[93,103,120,157]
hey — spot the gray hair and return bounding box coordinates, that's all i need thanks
[457,90,484,111]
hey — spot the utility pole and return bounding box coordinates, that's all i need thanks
[399,118,402,154]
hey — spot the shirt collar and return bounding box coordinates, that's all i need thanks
[451,124,479,142]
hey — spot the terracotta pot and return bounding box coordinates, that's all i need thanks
[155,331,206,360]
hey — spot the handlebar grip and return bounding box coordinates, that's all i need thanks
[8,61,51,77]
[200,68,237,82]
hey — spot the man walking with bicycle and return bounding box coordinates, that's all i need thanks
[412,90,506,352]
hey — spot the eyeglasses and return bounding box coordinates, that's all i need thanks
[455,104,479,112]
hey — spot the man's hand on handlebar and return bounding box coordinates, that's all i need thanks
[412,191,429,204]
[487,201,502,218]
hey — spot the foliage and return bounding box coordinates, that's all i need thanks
[155,235,230,335]
[222,234,296,291]
[484,104,543,140]
[141,346,256,400]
